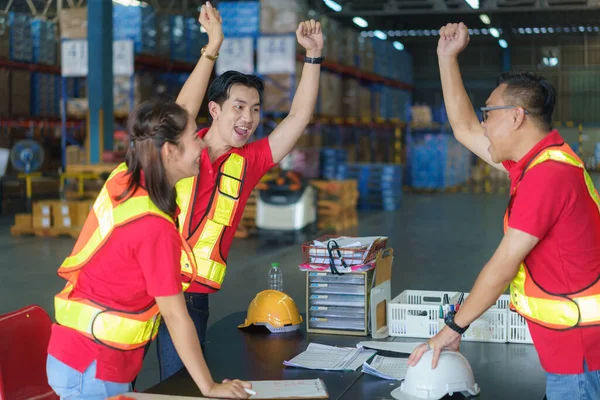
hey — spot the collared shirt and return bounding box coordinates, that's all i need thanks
[502,129,600,374]
[186,128,275,293]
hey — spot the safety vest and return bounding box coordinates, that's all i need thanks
[175,153,247,290]
[54,163,197,351]
[505,142,600,330]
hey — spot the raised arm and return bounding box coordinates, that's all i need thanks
[176,2,223,119]
[438,23,506,172]
[268,20,323,164]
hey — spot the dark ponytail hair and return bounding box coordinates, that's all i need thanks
[117,100,189,216]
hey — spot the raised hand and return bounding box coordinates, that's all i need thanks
[199,1,223,47]
[296,19,323,56]
[437,22,470,57]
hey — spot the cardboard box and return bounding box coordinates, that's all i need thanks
[358,85,372,120]
[59,7,87,39]
[341,78,360,119]
[263,62,302,113]
[33,201,53,229]
[10,70,31,117]
[14,213,32,229]
[0,70,9,117]
[319,72,342,117]
[52,201,78,228]
[260,0,308,34]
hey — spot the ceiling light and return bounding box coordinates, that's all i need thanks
[465,0,479,9]
[468,29,473,35]
[587,26,593,32]
[368,31,375,37]
[533,27,540,34]
[579,26,585,32]
[431,29,439,35]
[525,27,532,34]
[564,27,570,32]
[353,17,368,28]
[374,30,387,40]
[548,27,555,33]
[409,30,416,36]
[541,27,547,33]
[489,28,499,37]
[479,14,490,25]
[473,29,480,35]
[424,30,431,36]
[393,41,404,51]
[388,30,395,36]
[498,39,508,48]
[360,31,368,37]
[417,30,424,36]
[594,27,599,32]
[323,0,342,12]
[482,29,488,35]
[518,28,525,34]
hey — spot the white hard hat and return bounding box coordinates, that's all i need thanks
[391,349,480,400]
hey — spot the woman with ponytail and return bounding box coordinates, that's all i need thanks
[45,3,251,399]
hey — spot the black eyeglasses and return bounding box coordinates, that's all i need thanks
[480,105,530,122]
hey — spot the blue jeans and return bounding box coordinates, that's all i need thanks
[156,292,209,381]
[546,361,600,400]
[46,355,131,399]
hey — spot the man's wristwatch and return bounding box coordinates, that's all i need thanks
[444,312,469,334]
[305,55,324,64]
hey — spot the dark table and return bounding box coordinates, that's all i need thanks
[146,312,546,400]
[146,312,380,399]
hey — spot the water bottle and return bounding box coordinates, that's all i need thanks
[268,263,283,292]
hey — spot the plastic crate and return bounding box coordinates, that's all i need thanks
[388,290,509,343]
[508,311,533,344]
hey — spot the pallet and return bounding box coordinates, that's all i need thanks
[11,225,81,239]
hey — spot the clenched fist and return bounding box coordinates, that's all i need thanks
[438,22,470,57]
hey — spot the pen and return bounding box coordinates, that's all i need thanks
[458,292,464,305]
[245,388,257,396]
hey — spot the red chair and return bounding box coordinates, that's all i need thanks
[0,305,58,400]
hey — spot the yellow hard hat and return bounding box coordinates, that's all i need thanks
[238,290,303,333]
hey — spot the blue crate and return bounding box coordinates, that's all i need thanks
[169,15,187,61]
[219,1,260,37]
[185,17,209,63]
[9,12,33,62]
[113,4,157,54]
[406,131,471,190]
[31,19,57,65]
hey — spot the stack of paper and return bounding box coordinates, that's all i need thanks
[361,355,409,381]
[307,236,387,265]
[283,343,376,371]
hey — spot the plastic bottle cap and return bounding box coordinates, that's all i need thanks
[271,263,280,267]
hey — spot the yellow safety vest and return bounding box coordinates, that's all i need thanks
[175,153,247,290]
[55,163,197,351]
[505,143,600,330]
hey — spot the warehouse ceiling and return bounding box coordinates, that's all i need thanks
[312,0,600,41]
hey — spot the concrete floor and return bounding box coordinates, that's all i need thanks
[0,191,545,395]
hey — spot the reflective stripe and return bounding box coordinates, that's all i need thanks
[55,292,160,350]
[176,153,247,289]
[54,162,197,350]
[508,146,600,329]
[61,192,171,270]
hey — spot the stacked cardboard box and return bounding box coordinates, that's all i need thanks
[263,61,302,114]
[310,180,359,232]
[319,72,343,117]
[59,8,87,39]
[9,12,33,62]
[0,14,10,60]
[11,70,31,117]
[341,78,360,119]
[260,0,307,35]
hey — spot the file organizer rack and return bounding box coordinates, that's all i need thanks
[387,290,533,344]
[301,236,389,336]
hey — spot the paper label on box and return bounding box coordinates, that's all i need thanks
[42,206,50,216]
[257,36,296,74]
[310,295,328,299]
[42,217,50,228]
[217,37,254,75]
[310,283,328,288]
[63,217,71,227]
[61,205,69,215]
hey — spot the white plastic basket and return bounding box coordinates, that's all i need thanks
[388,290,510,343]
[508,310,533,344]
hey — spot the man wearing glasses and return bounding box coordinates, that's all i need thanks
[407,22,600,400]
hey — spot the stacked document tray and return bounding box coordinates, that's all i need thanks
[306,269,374,336]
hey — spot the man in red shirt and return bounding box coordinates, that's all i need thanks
[407,23,600,400]
[156,20,324,380]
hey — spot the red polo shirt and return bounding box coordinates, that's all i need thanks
[503,129,600,374]
[186,128,275,293]
[47,215,184,383]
